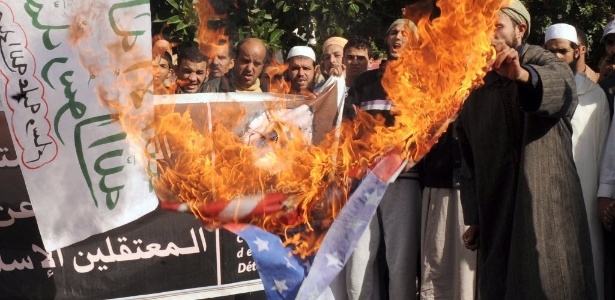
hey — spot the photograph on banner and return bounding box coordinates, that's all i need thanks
[153,79,345,207]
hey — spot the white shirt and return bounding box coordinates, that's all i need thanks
[576,73,610,300]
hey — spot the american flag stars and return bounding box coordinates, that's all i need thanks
[325,252,343,269]
[271,278,289,294]
[253,236,270,252]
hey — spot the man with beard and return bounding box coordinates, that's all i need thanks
[544,23,609,300]
[203,38,267,93]
[576,29,601,83]
[456,1,597,298]
[285,46,317,96]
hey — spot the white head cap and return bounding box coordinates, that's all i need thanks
[603,20,615,43]
[287,46,316,62]
[544,23,578,45]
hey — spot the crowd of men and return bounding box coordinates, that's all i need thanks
[151,0,615,299]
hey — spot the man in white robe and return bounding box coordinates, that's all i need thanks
[544,23,610,299]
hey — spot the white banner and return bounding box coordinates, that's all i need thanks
[0,0,157,251]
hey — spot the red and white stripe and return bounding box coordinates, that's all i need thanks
[160,192,289,222]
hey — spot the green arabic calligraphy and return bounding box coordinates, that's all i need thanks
[43,58,86,144]
[24,0,69,50]
[75,114,127,209]
[108,0,149,52]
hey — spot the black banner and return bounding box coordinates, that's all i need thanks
[0,112,262,299]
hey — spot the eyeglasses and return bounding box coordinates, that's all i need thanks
[345,55,368,61]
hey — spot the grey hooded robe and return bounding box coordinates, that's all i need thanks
[456,44,597,299]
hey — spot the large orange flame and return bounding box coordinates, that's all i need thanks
[154,0,502,257]
[381,0,500,163]
[68,0,503,258]
[195,0,229,61]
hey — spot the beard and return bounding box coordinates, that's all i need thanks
[506,29,520,49]
[569,56,579,74]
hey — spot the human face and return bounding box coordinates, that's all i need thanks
[287,57,315,93]
[176,60,208,93]
[152,56,171,87]
[209,44,234,79]
[233,41,266,89]
[344,47,370,81]
[322,44,344,77]
[545,38,580,70]
[386,23,410,59]
[494,12,523,49]
[605,34,615,56]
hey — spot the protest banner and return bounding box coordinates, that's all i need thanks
[0,0,264,298]
[0,0,158,251]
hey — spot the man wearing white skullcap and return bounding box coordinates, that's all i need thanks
[545,23,610,300]
[286,46,317,95]
[544,23,580,70]
[457,0,598,298]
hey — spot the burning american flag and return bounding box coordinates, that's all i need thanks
[6,0,504,298]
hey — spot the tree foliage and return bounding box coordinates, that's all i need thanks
[151,0,407,57]
[151,0,613,65]
[524,0,613,67]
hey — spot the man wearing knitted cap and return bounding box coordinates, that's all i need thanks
[456,1,597,298]
[544,23,609,300]
[345,18,421,300]
[321,36,348,79]
[313,36,348,92]
[286,46,317,95]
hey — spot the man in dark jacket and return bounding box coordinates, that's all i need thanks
[344,18,422,300]
[456,1,597,298]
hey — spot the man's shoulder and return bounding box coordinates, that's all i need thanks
[355,69,380,82]
[521,44,548,56]
[200,77,221,92]
[600,72,615,90]
[201,75,236,93]
[520,43,562,66]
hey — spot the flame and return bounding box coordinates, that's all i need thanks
[194,0,228,61]
[68,0,504,258]
[263,57,290,94]
[380,0,501,163]
[154,0,503,257]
